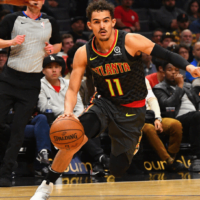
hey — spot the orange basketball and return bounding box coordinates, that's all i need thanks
[50,117,84,150]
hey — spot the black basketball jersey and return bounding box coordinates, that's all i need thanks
[86,29,147,105]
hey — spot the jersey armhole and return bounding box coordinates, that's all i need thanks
[122,32,142,63]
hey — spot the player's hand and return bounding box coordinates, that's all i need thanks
[44,42,54,55]
[186,65,200,78]
[174,74,184,88]
[3,0,41,7]
[11,35,25,46]
[154,120,163,133]
[56,112,79,121]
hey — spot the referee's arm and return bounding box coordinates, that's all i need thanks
[0,35,25,48]
[0,13,25,48]
[47,17,62,54]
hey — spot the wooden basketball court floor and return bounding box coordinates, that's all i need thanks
[0,177,200,200]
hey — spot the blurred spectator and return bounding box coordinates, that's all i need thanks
[156,0,185,31]
[143,79,185,171]
[66,42,85,79]
[180,29,194,62]
[177,44,190,61]
[0,48,8,73]
[114,0,140,32]
[151,29,163,46]
[186,41,200,82]
[153,63,200,172]
[187,0,200,22]
[142,52,157,76]
[173,13,197,46]
[161,32,175,48]
[0,10,11,22]
[38,55,83,118]
[189,19,200,39]
[57,34,74,76]
[174,44,189,79]
[47,0,58,8]
[69,16,89,44]
[24,114,51,166]
[146,62,165,88]
[57,34,74,57]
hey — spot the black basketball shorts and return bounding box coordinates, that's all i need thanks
[80,93,146,164]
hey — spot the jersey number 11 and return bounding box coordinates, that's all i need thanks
[105,79,123,97]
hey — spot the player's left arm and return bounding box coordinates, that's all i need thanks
[125,33,200,78]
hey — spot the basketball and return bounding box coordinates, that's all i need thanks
[50,117,85,150]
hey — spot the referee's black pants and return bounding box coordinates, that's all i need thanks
[0,66,41,178]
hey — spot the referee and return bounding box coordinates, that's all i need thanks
[0,0,61,186]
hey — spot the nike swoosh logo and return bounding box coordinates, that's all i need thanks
[21,22,26,24]
[90,56,98,61]
[126,113,136,117]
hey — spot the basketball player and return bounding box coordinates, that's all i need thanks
[31,1,200,199]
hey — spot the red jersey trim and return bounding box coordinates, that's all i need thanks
[121,99,146,108]
[92,29,118,57]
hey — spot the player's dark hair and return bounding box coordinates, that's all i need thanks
[86,0,115,21]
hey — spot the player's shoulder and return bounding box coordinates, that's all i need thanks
[76,44,87,55]
[74,45,87,64]
[125,33,145,43]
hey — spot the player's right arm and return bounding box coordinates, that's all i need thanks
[62,45,87,118]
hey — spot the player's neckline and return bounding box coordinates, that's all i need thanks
[92,29,118,57]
